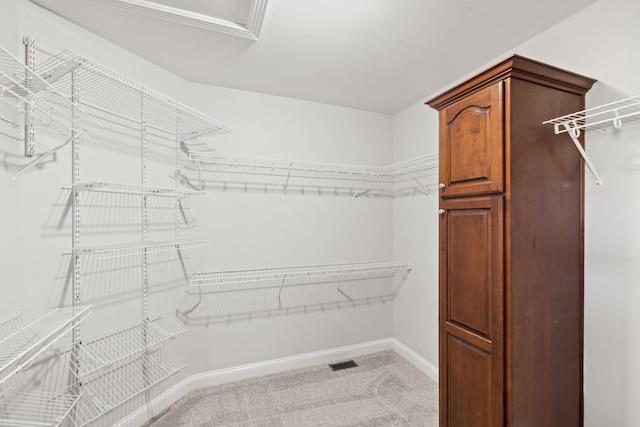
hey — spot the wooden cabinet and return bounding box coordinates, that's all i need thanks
[427,55,596,427]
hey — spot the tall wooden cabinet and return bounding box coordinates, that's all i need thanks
[427,55,596,426]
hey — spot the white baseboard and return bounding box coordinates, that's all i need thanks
[114,338,437,427]
[392,339,439,383]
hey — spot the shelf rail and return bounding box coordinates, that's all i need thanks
[73,239,208,259]
[177,261,412,322]
[74,180,206,198]
[186,152,438,197]
[543,95,640,185]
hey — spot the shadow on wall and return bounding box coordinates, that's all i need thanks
[41,189,198,238]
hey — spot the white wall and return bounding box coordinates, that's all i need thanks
[0,1,394,425]
[392,0,640,425]
[391,106,439,366]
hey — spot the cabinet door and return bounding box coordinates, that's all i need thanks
[439,82,504,197]
[439,196,504,427]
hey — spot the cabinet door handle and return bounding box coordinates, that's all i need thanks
[438,209,446,216]
[439,183,446,189]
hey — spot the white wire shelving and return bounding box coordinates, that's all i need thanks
[33,47,233,143]
[0,351,84,427]
[184,152,438,197]
[0,308,92,427]
[543,95,640,186]
[177,261,412,323]
[0,43,89,158]
[73,350,186,426]
[0,385,82,427]
[0,306,92,386]
[75,314,187,381]
[73,181,206,198]
[74,239,209,259]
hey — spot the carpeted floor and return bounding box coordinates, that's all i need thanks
[144,350,439,426]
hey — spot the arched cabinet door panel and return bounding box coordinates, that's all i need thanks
[439,82,504,197]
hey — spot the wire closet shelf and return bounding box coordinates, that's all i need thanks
[33,46,234,142]
[185,151,438,197]
[74,181,206,197]
[543,95,640,186]
[73,350,186,426]
[73,239,209,259]
[0,306,92,385]
[74,314,187,382]
[0,307,93,427]
[543,95,640,135]
[177,261,413,322]
[0,44,89,156]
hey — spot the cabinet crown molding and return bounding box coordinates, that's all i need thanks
[426,54,596,111]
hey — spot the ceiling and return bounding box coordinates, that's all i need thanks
[29,0,599,114]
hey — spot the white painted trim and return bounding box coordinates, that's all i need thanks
[84,0,269,40]
[392,338,439,383]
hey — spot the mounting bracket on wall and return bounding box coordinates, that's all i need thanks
[544,94,640,186]
[559,123,603,186]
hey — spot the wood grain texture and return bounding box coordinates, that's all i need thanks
[430,55,594,427]
[439,83,504,197]
[440,195,504,427]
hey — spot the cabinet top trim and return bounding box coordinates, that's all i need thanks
[426,54,596,111]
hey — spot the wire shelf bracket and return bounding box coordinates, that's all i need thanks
[543,95,640,186]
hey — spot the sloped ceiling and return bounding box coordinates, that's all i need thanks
[29,0,599,113]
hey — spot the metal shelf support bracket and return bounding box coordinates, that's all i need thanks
[561,122,603,186]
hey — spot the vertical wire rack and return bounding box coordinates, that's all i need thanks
[7,40,235,426]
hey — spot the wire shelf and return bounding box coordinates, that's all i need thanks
[75,181,206,198]
[543,95,640,135]
[74,239,209,259]
[73,350,186,426]
[0,344,85,427]
[185,152,438,197]
[76,314,187,381]
[0,44,88,143]
[177,261,412,322]
[33,47,233,141]
[0,386,82,427]
[0,306,92,386]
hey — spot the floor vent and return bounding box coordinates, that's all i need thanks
[329,360,358,371]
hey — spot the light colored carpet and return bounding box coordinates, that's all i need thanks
[144,350,438,426]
